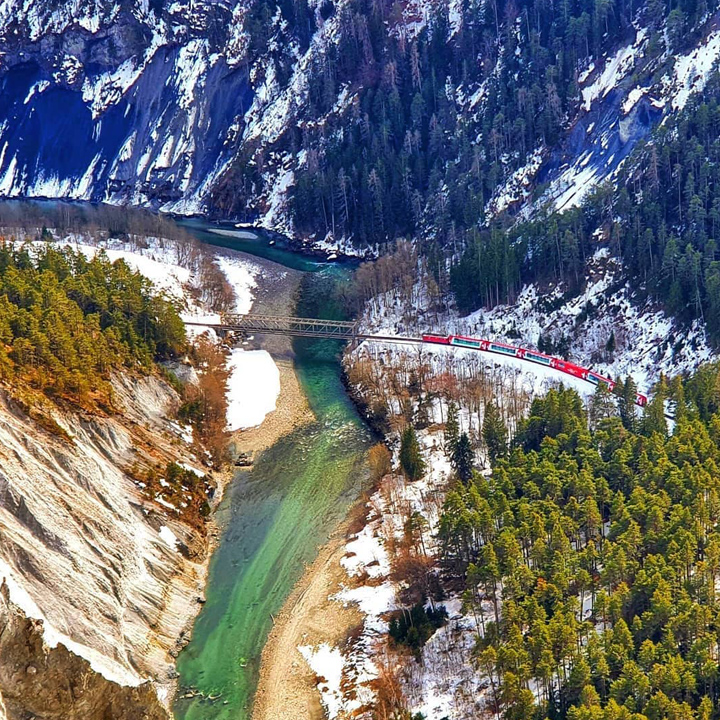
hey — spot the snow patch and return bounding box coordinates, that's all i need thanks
[581,30,646,112]
[225,349,280,431]
[299,644,346,719]
[158,526,179,551]
[669,29,720,111]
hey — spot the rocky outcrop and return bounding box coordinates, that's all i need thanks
[0,582,168,720]
[0,372,214,712]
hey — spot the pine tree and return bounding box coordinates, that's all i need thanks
[400,425,425,481]
[641,388,668,438]
[619,375,638,432]
[415,393,430,430]
[452,432,474,484]
[605,330,616,354]
[589,383,616,429]
[482,402,507,462]
[444,400,460,458]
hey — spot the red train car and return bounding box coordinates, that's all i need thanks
[586,370,616,391]
[422,333,451,345]
[550,358,588,380]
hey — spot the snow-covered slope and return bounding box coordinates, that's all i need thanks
[359,248,714,397]
[2,0,719,235]
[536,22,720,213]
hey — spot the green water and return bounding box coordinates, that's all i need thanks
[175,218,325,272]
[174,268,372,720]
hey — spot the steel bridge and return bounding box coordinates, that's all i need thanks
[184,314,423,343]
[186,314,359,339]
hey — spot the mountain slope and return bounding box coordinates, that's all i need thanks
[0,0,719,243]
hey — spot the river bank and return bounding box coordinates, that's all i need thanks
[252,510,364,720]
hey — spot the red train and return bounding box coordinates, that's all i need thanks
[421,333,648,407]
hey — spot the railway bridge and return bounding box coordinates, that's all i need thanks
[184,314,422,343]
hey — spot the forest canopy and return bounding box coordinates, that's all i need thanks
[0,242,186,400]
[438,369,720,720]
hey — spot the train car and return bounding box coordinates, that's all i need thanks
[586,370,616,391]
[488,340,521,358]
[449,335,489,351]
[551,358,588,380]
[422,333,451,345]
[423,329,652,410]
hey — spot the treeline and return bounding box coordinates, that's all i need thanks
[288,0,711,249]
[436,363,720,719]
[0,243,185,401]
[0,200,193,244]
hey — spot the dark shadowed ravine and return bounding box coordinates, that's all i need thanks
[174,229,372,720]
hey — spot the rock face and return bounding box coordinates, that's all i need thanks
[0,0,251,214]
[0,582,168,720]
[0,373,212,712]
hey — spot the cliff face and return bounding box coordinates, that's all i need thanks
[1,0,719,239]
[0,583,168,720]
[0,372,214,713]
[0,0,250,214]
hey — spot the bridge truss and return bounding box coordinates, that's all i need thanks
[186,314,359,339]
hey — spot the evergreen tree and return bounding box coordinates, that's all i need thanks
[589,383,617,429]
[452,432,474,484]
[641,386,668,437]
[482,402,507,462]
[619,375,638,432]
[605,331,616,354]
[0,245,185,403]
[444,401,460,458]
[415,393,430,430]
[400,425,425,481]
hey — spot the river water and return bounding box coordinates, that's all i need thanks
[174,232,373,720]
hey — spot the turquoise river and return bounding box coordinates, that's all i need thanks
[173,228,373,720]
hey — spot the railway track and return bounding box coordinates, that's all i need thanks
[186,315,666,415]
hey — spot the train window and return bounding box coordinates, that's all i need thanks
[526,352,551,365]
[452,338,480,348]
